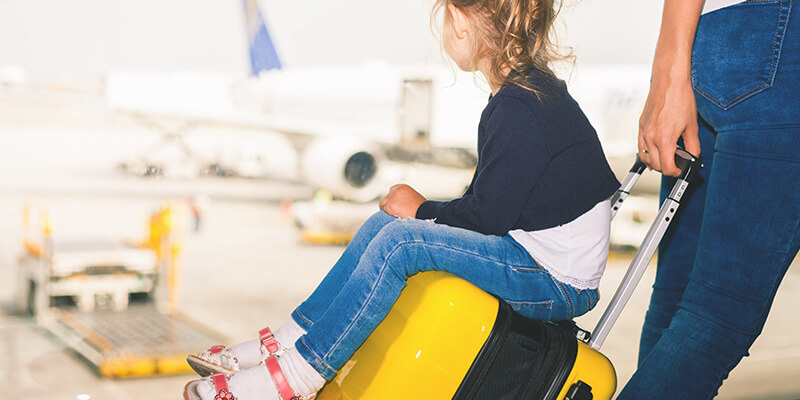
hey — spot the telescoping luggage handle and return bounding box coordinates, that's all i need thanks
[587,148,700,351]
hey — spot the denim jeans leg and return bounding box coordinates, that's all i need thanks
[294,217,573,379]
[638,118,717,365]
[620,129,800,399]
[291,211,396,330]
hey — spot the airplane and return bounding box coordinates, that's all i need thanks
[106,0,657,195]
[105,0,659,246]
[106,0,489,202]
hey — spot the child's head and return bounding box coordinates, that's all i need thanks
[432,0,565,92]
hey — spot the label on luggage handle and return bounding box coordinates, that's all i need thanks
[674,180,689,201]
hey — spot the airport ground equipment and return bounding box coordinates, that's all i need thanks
[286,192,371,245]
[317,149,700,400]
[15,204,226,378]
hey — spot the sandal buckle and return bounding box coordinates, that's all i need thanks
[259,327,284,355]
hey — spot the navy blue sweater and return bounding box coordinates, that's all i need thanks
[416,72,620,236]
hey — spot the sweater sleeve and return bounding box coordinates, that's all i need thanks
[415,96,550,236]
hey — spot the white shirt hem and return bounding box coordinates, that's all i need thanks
[536,259,602,290]
[508,199,610,291]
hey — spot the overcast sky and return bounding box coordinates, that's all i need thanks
[0,0,662,85]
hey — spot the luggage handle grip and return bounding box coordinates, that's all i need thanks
[627,147,699,177]
[610,147,699,221]
[674,147,700,183]
[590,147,700,350]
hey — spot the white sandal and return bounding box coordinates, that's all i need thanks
[187,327,283,376]
[183,330,305,400]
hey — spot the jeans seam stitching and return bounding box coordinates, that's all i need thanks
[293,310,315,328]
[714,148,800,164]
[509,266,549,273]
[678,306,758,337]
[390,219,532,265]
[506,299,554,309]
[324,239,407,362]
[520,251,551,273]
[781,210,800,257]
[298,336,337,375]
[691,277,773,307]
[695,81,771,109]
[718,123,800,133]
[554,278,573,317]
[749,214,800,339]
[395,238,533,269]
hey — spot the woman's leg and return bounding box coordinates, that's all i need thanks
[637,118,717,364]
[620,128,800,399]
[294,217,595,379]
[624,2,800,397]
[291,211,397,330]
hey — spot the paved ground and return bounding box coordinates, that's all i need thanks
[1,90,799,399]
[2,190,798,400]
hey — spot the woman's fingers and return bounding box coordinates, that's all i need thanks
[638,109,697,177]
[644,126,683,176]
[657,138,679,176]
[682,120,702,158]
[637,122,650,162]
[643,126,662,172]
[638,90,658,166]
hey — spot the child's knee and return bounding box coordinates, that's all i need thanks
[363,210,397,230]
[377,218,428,242]
[371,221,424,255]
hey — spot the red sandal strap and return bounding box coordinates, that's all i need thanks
[210,373,236,400]
[265,354,300,400]
[209,345,225,354]
[259,327,281,354]
[211,373,228,389]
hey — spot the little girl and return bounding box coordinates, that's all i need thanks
[184,0,619,398]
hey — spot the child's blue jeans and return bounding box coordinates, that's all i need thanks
[289,211,599,379]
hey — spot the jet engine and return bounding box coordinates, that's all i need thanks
[301,137,385,202]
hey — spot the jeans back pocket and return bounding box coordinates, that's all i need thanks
[691,0,792,110]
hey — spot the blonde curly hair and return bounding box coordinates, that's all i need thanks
[432,0,570,94]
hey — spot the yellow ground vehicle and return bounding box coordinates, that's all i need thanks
[318,150,699,399]
[15,204,226,378]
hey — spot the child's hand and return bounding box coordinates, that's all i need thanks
[379,184,426,218]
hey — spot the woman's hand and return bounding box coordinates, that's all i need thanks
[379,184,426,218]
[638,0,705,177]
[638,73,701,177]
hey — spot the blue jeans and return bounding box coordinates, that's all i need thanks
[289,211,599,379]
[620,1,800,398]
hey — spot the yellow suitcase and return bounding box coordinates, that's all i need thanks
[318,150,699,400]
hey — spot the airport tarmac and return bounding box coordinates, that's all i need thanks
[2,94,799,399]
[2,182,799,400]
